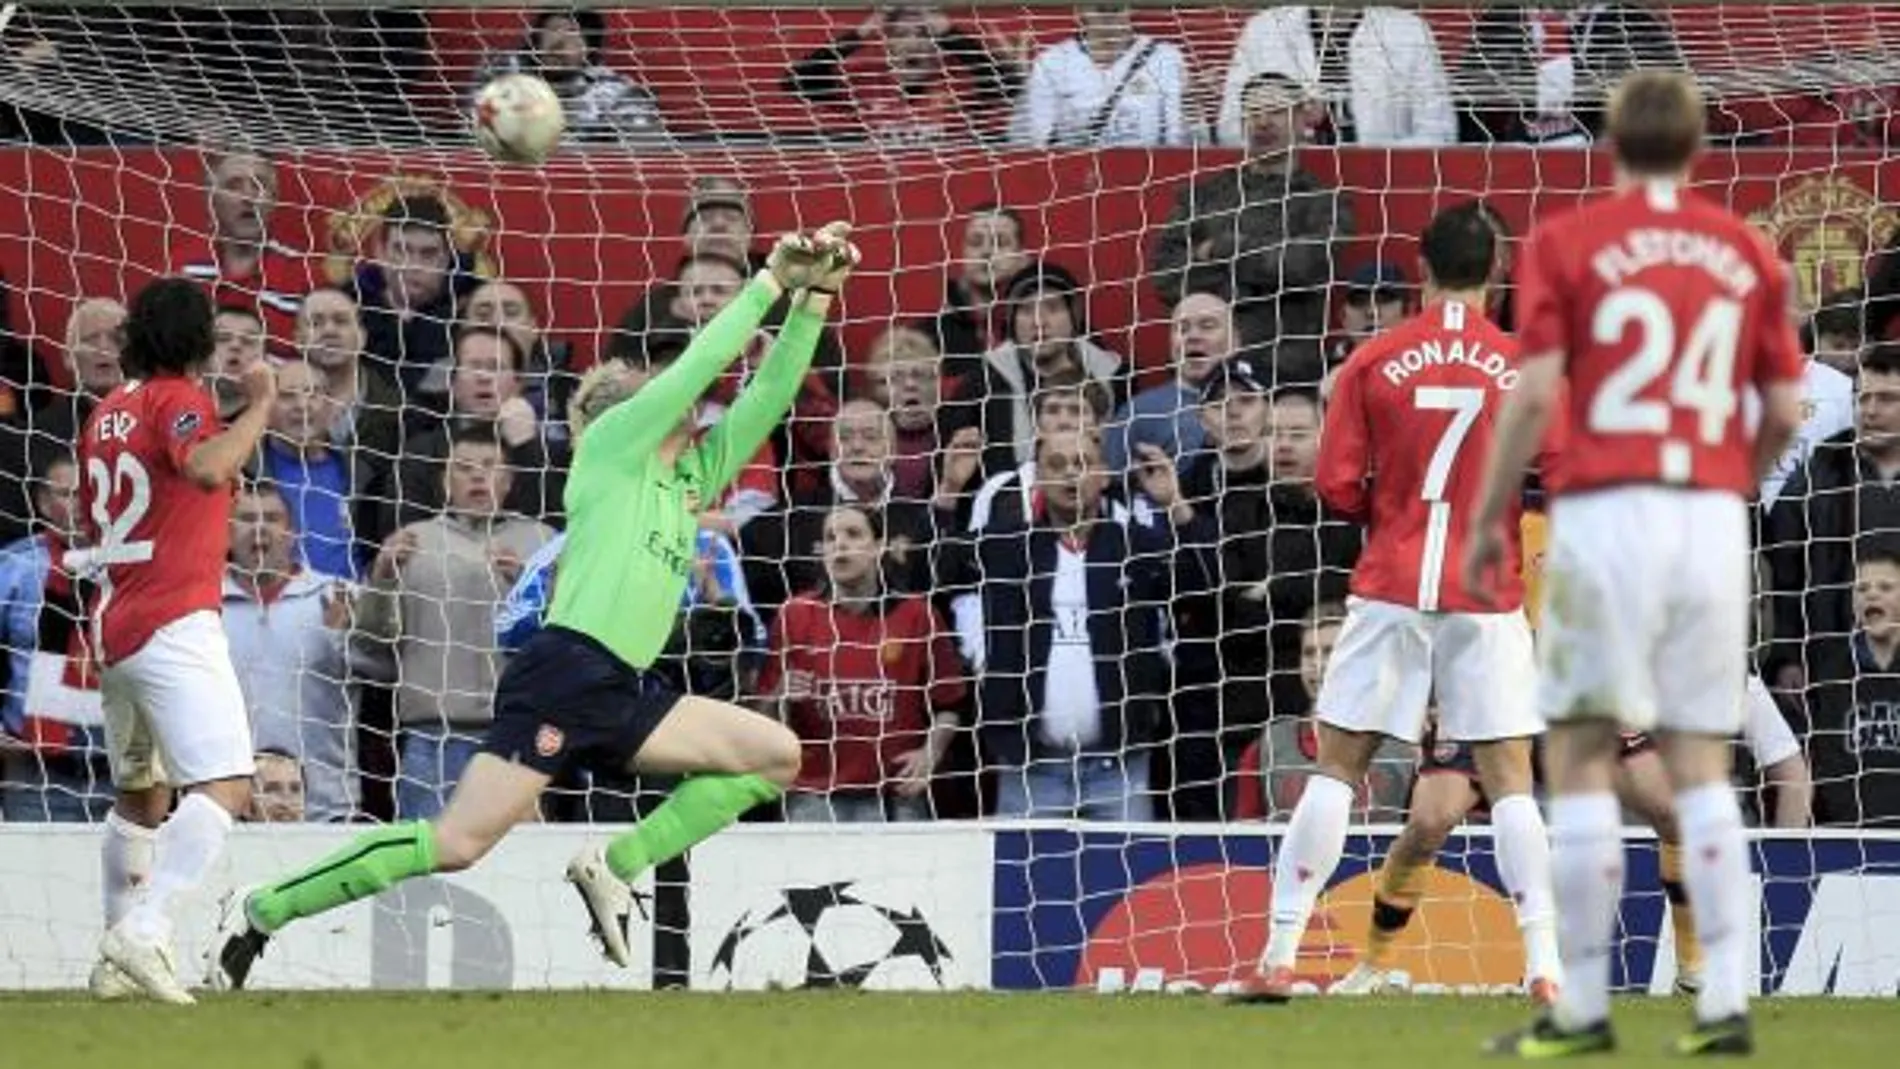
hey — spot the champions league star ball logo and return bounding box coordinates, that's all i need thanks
[707,881,953,990]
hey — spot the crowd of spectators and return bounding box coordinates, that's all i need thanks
[3,4,1894,151]
[0,5,1897,830]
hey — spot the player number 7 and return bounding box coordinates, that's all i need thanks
[1415,386,1484,610]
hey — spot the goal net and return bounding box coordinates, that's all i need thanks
[1,0,1898,997]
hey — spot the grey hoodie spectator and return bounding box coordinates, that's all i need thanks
[356,425,554,818]
[475,10,667,147]
[223,482,365,822]
[975,264,1127,476]
[1152,72,1351,366]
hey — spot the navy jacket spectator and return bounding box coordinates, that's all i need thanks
[1796,632,1900,827]
[351,252,482,399]
[974,505,1175,768]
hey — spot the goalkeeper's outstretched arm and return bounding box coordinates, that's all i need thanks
[698,291,829,495]
[575,272,785,471]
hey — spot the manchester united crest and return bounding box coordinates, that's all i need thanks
[535,723,565,758]
[323,176,498,285]
[1748,175,1900,315]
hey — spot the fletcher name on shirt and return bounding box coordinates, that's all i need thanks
[1590,227,1760,298]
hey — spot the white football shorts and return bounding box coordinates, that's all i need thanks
[1538,487,1750,736]
[102,610,255,790]
[1315,596,1541,744]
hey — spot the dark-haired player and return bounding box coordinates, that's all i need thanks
[79,277,276,1003]
[1231,203,1560,1005]
[1468,71,1805,1056]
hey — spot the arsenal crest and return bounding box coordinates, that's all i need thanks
[535,724,564,758]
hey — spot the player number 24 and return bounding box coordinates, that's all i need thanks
[86,454,156,566]
[1589,287,1741,445]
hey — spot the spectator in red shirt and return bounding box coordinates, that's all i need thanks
[758,502,965,822]
[782,5,1022,146]
[1229,603,1414,820]
[170,148,317,350]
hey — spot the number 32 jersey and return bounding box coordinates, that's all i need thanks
[78,375,229,664]
[1516,181,1805,497]
[1318,299,1556,615]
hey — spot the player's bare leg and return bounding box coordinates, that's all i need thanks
[1655,731,1755,1056]
[209,757,549,991]
[1333,773,1478,995]
[1616,745,1702,995]
[1232,724,1384,1005]
[90,786,168,1000]
[103,777,250,1005]
[569,696,801,966]
[1474,737,1562,1004]
[1487,720,1621,1057]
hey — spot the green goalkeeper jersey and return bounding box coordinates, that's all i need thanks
[549,276,822,670]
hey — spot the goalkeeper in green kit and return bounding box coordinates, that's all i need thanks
[206,224,860,989]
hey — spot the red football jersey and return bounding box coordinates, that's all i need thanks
[166,236,320,354]
[1318,299,1548,613]
[78,375,231,663]
[1516,181,1805,497]
[758,594,965,793]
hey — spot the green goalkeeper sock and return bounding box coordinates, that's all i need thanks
[247,821,438,934]
[605,773,781,881]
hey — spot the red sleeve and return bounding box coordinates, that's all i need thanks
[1231,739,1266,821]
[156,383,219,473]
[1313,361,1372,520]
[922,605,968,711]
[1534,377,1571,487]
[1514,222,1570,360]
[1753,250,1806,386]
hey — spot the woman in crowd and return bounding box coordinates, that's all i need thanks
[758,501,965,823]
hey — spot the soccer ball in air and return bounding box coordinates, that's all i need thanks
[473,73,565,164]
[706,881,955,991]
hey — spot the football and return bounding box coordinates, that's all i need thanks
[473,73,565,164]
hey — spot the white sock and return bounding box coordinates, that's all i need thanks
[1548,792,1623,1030]
[1262,775,1354,972]
[1675,783,1752,1023]
[124,793,234,942]
[101,810,157,929]
[1491,792,1561,987]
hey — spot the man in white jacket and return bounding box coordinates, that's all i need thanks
[1013,5,1188,148]
[1218,5,1455,147]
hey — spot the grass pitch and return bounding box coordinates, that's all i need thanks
[5,992,1892,1069]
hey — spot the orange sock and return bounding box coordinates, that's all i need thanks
[1365,856,1428,967]
[1660,842,1703,976]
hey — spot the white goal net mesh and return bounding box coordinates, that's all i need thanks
[0,1,1897,996]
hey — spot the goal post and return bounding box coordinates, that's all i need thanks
[0,0,1898,996]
